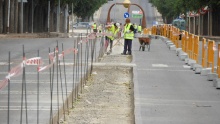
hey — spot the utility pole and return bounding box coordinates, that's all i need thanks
[56,0,60,32]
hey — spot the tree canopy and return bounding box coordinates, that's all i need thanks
[149,0,220,19]
[72,0,107,20]
[34,0,107,20]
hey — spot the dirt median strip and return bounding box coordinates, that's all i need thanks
[60,54,134,124]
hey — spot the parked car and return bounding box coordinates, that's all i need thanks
[72,22,92,29]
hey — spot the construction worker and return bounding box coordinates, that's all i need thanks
[121,18,134,55]
[137,24,142,33]
[92,22,97,33]
[133,23,138,34]
[98,24,102,33]
[105,22,120,54]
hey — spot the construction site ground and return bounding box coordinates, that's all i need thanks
[60,39,135,124]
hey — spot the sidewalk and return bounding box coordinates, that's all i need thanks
[132,36,220,124]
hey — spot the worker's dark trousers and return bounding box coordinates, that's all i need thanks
[105,36,113,52]
[123,39,132,54]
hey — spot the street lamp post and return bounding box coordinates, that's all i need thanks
[106,0,147,28]
[123,0,131,8]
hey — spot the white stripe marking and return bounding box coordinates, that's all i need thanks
[183,65,191,68]
[0,62,13,65]
[152,64,168,67]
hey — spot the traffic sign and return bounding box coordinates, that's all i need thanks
[124,12,129,18]
[132,10,143,18]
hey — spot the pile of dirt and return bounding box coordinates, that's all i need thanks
[61,54,134,124]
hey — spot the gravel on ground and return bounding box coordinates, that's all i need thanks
[60,40,135,124]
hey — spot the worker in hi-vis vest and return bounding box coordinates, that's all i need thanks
[92,22,97,33]
[121,18,134,55]
[105,22,120,54]
[138,24,142,33]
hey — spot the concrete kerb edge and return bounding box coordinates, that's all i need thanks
[169,45,176,50]
[176,48,182,56]
[178,51,188,61]
[207,73,218,81]
[213,78,220,89]
[131,52,142,124]
[200,68,212,76]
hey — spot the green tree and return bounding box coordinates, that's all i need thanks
[72,0,107,21]
[149,0,220,23]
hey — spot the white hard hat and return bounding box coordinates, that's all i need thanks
[116,23,120,28]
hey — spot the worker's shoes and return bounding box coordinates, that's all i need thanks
[121,53,126,55]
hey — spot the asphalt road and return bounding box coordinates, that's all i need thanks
[0,36,104,123]
[0,0,157,123]
[133,36,220,124]
[100,1,220,124]
[4,0,219,124]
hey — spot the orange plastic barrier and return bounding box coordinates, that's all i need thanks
[175,28,180,48]
[152,26,157,35]
[160,26,163,36]
[188,34,194,59]
[217,44,220,78]
[164,25,168,37]
[181,31,186,52]
[201,38,207,68]
[184,31,189,53]
[193,35,199,63]
[207,40,215,72]
[143,28,149,34]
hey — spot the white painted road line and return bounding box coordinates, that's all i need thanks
[152,64,168,67]
[138,68,192,72]
[0,62,13,65]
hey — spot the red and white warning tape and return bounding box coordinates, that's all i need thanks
[0,31,104,90]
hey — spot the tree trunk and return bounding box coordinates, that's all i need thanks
[64,4,68,33]
[50,6,56,32]
[0,0,3,33]
[24,3,29,33]
[14,0,18,33]
[3,0,8,33]
[10,0,15,33]
[60,7,64,32]
[39,6,43,32]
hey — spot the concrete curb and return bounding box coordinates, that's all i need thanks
[132,49,142,124]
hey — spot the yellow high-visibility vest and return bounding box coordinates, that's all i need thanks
[107,25,119,40]
[138,25,142,32]
[92,24,97,29]
[123,23,134,40]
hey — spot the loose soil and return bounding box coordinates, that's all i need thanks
[61,52,134,124]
